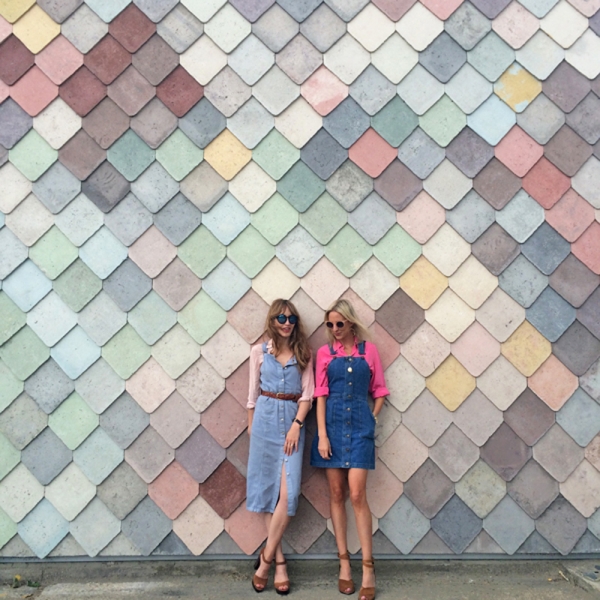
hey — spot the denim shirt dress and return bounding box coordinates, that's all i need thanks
[246,343,305,516]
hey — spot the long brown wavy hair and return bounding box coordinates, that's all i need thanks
[264,299,311,371]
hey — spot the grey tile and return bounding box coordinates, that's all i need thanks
[21,427,72,485]
[554,321,600,377]
[133,0,178,22]
[445,2,491,50]
[397,128,445,179]
[82,161,130,213]
[591,7,600,35]
[130,162,179,213]
[412,530,453,554]
[0,228,28,281]
[0,393,47,450]
[230,0,275,22]
[536,497,587,555]
[25,360,74,415]
[544,125,592,178]
[499,255,548,308]
[533,424,584,482]
[483,496,534,554]
[122,496,172,556]
[430,425,479,483]
[372,96,419,148]
[348,192,395,244]
[420,32,466,83]
[480,423,531,482]
[566,92,600,145]
[104,193,153,247]
[326,160,373,211]
[69,497,120,557]
[300,3,345,52]
[507,459,558,519]
[379,495,430,554]
[446,127,493,178]
[325,0,369,21]
[277,161,326,212]
[349,65,396,116]
[0,99,32,149]
[521,223,570,276]
[572,531,600,554]
[469,0,511,18]
[78,291,127,346]
[156,4,203,53]
[504,389,554,447]
[175,426,225,483]
[276,226,323,277]
[103,259,152,312]
[301,129,348,180]
[323,97,370,149]
[96,461,147,520]
[73,427,123,485]
[277,0,322,22]
[179,98,227,149]
[227,97,274,149]
[33,162,81,215]
[517,530,559,554]
[556,388,600,447]
[431,495,482,553]
[526,287,576,343]
[304,529,338,554]
[276,34,322,84]
[253,4,299,52]
[374,160,422,211]
[154,193,202,246]
[551,255,599,309]
[371,529,402,555]
[76,358,124,414]
[473,158,521,211]
[153,531,193,556]
[579,288,600,341]
[543,61,590,113]
[37,0,83,23]
[131,98,178,149]
[404,459,454,519]
[447,191,495,243]
[125,426,174,483]
[203,67,251,119]
[0,145,7,166]
[18,498,69,558]
[517,93,565,145]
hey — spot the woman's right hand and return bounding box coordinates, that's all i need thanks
[318,435,332,460]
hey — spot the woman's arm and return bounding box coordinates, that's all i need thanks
[246,344,264,436]
[284,399,312,455]
[247,408,254,436]
[316,395,331,459]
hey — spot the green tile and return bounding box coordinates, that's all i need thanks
[156,129,203,182]
[372,96,419,147]
[277,161,326,212]
[0,292,26,346]
[9,129,58,181]
[0,506,17,549]
[107,130,155,182]
[0,432,19,481]
[299,192,347,244]
[324,225,372,277]
[178,225,226,278]
[419,95,467,147]
[128,291,177,345]
[48,391,99,450]
[53,260,102,312]
[0,361,23,412]
[29,227,78,280]
[101,324,151,379]
[374,224,422,276]
[0,326,49,381]
[251,192,298,245]
[253,129,300,180]
[227,225,275,278]
[178,290,226,344]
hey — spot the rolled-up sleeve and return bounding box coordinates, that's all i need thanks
[246,344,264,409]
[299,356,315,406]
[314,346,331,397]
[366,342,390,398]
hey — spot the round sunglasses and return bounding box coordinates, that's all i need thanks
[326,320,347,329]
[274,314,298,325]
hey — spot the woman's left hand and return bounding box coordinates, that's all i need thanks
[284,424,300,455]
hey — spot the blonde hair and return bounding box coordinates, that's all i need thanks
[324,299,371,345]
[263,299,311,371]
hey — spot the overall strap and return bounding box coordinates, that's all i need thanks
[328,344,337,356]
[357,341,366,356]
[262,342,268,353]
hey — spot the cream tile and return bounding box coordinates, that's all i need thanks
[385,355,425,412]
[252,258,301,305]
[324,34,370,85]
[350,257,398,310]
[180,35,227,85]
[449,255,498,309]
[477,356,527,410]
[396,3,443,51]
[201,323,249,378]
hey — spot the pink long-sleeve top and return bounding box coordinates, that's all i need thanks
[314,340,390,399]
[247,340,315,409]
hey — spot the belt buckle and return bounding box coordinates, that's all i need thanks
[276,392,284,399]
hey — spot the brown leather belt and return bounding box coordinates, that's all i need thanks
[260,389,301,401]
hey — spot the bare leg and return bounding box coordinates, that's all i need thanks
[348,469,374,599]
[254,464,291,591]
[326,469,352,589]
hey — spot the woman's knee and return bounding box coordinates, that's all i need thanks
[349,486,367,508]
[329,483,347,505]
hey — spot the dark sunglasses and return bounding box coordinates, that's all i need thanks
[275,314,298,324]
[326,321,346,329]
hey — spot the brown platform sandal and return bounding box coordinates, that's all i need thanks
[338,552,355,595]
[252,548,272,593]
[274,558,290,596]
[358,559,375,600]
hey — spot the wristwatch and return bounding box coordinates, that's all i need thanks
[294,418,304,428]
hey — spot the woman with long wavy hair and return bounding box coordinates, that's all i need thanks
[310,299,389,600]
[247,299,314,595]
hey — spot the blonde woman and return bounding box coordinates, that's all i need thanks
[310,299,389,600]
[247,299,314,595]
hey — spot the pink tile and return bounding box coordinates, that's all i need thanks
[341,287,375,326]
[0,79,7,102]
[572,221,600,275]
[129,226,177,278]
[401,322,450,377]
[35,36,83,85]
[396,191,445,244]
[367,459,404,518]
[224,503,268,554]
[126,357,176,412]
[300,65,348,116]
[495,126,544,177]
[522,157,571,209]
[148,461,199,519]
[492,3,539,49]
[546,189,595,243]
[420,0,464,19]
[301,469,331,518]
[528,355,579,411]
[368,320,400,370]
[225,359,250,409]
[0,16,11,42]
[451,321,500,377]
[9,65,58,116]
[586,434,600,472]
[200,391,248,449]
[227,290,269,344]
[349,128,397,178]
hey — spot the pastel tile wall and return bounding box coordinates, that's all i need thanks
[1,0,600,559]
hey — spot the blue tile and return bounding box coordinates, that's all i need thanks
[496,190,545,244]
[484,496,534,554]
[499,255,548,308]
[447,191,496,243]
[379,495,430,554]
[21,427,72,485]
[301,128,348,180]
[431,495,482,553]
[50,326,101,380]
[122,496,172,556]
[18,498,69,558]
[556,389,600,447]
[526,287,576,342]
[521,223,570,275]
[323,97,370,149]
[201,258,251,310]
[2,260,52,312]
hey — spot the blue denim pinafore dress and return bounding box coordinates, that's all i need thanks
[246,343,305,516]
[310,342,376,470]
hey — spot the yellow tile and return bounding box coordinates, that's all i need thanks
[494,63,542,113]
[0,0,34,23]
[13,5,60,53]
[426,355,476,412]
[203,129,251,181]
[449,256,498,309]
[399,255,447,309]
[501,320,551,377]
